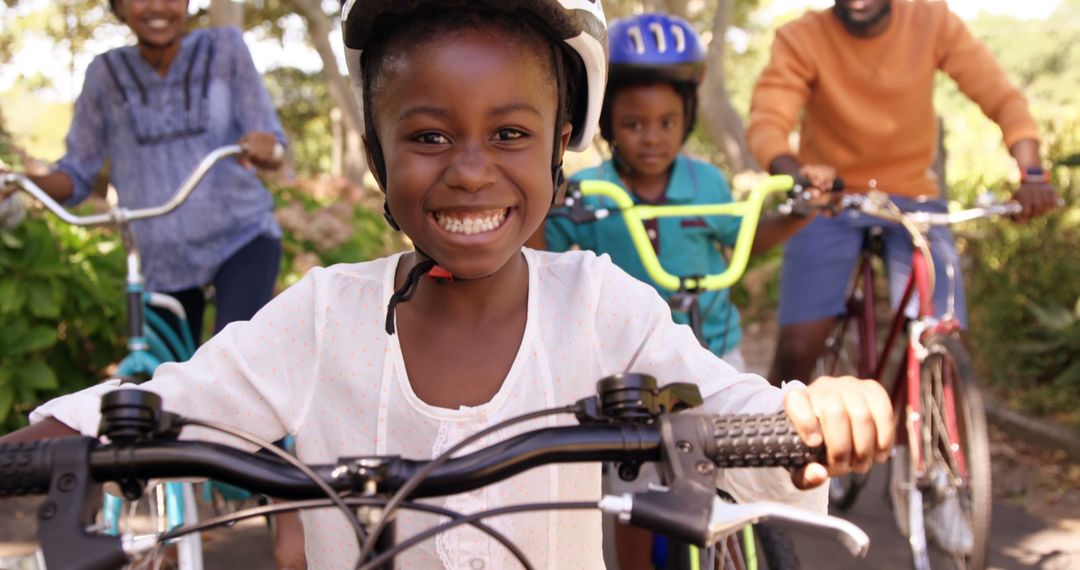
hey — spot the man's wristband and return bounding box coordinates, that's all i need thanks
[1021,166,1049,184]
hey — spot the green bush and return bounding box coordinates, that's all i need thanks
[0,212,127,431]
[962,141,1080,429]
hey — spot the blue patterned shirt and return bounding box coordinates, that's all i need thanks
[56,27,283,292]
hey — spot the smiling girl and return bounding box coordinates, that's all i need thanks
[3,1,893,567]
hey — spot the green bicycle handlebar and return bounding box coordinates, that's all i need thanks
[576,175,796,292]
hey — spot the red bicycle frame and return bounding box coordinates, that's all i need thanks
[847,244,969,484]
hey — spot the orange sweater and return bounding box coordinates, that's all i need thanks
[747,0,1039,198]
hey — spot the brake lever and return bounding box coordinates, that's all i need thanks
[550,181,610,224]
[779,176,845,217]
[705,496,870,558]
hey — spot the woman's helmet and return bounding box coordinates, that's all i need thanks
[601,12,705,142]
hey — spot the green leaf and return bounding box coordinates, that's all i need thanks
[1026,301,1076,331]
[15,360,57,390]
[1052,360,1080,389]
[0,230,23,249]
[14,326,58,354]
[27,281,60,318]
[0,278,18,313]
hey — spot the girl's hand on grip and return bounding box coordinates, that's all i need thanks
[783,376,893,489]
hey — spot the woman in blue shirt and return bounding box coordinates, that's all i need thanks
[6,2,303,565]
[4,0,286,344]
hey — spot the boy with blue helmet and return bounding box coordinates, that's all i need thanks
[546,13,824,568]
[547,12,814,367]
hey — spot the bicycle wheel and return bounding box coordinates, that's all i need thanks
[104,482,204,570]
[916,335,992,570]
[744,523,800,570]
[815,312,871,512]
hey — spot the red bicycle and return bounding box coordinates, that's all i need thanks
[814,190,1020,570]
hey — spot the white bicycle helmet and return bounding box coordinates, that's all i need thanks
[340,0,608,335]
[341,0,607,152]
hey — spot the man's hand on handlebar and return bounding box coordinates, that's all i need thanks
[238,131,285,171]
[782,376,893,490]
[1011,179,1060,223]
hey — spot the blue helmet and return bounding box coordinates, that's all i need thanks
[608,12,705,85]
[601,12,705,142]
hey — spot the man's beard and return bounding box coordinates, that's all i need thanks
[834,2,893,34]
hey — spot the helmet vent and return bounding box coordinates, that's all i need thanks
[648,22,667,53]
[628,26,645,54]
[671,25,686,53]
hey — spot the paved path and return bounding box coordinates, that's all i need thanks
[787,465,1080,570]
[742,318,1080,570]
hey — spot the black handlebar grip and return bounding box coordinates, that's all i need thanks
[792,175,845,193]
[0,441,53,496]
[709,414,826,469]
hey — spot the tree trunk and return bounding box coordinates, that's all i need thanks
[289,0,369,185]
[209,0,243,28]
[662,0,690,17]
[697,0,759,173]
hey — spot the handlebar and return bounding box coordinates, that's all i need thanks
[0,375,872,565]
[840,190,1022,228]
[2,378,872,569]
[553,176,798,292]
[550,175,844,293]
[0,144,243,227]
[0,414,821,501]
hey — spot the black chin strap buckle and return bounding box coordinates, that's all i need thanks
[382,202,400,231]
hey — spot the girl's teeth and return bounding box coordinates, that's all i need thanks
[436,209,507,235]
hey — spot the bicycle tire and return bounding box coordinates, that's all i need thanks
[749,523,800,570]
[105,482,204,570]
[917,335,991,570]
[815,312,871,512]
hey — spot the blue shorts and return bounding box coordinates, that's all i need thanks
[778,196,967,328]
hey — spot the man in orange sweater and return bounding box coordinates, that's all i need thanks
[748,0,1060,386]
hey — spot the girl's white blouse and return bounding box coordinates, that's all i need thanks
[34,249,823,569]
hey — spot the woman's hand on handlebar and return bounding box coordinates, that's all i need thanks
[0,165,15,201]
[782,377,893,490]
[238,131,285,171]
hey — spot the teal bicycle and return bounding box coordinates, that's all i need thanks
[3,144,247,569]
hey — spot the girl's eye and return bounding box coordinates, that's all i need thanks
[494,128,528,142]
[663,119,678,130]
[414,132,450,145]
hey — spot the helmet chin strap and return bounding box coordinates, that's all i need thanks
[384,254,439,334]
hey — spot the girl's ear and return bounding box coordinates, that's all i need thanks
[558,122,573,156]
[362,137,386,192]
